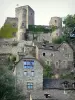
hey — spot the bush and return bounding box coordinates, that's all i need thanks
[43,64,53,78]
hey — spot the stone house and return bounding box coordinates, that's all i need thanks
[14,54,43,93]
[35,42,74,76]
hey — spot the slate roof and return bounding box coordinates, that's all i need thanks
[34,41,74,51]
[34,42,60,51]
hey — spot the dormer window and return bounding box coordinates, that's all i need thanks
[49,46,53,49]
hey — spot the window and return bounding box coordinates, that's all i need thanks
[62,46,67,51]
[56,61,59,66]
[23,60,34,69]
[12,32,16,37]
[65,54,69,58]
[55,20,57,23]
[24,71,27,76]
[31,71,34,76]
[27,82,33,89]
[13,23,16,27]
[43,53,45,56]
[63,61,66,64]
[47,61,49,65]
[51,53,53,56]
[56,33,58,36]
[22,23,24,26]
[49,46,53,49]
[21,23,25,28]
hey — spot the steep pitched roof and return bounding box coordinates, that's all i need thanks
[15,53,43,68]
[57,41,74,51]
[34,41,74,51]
[34,42,60,51]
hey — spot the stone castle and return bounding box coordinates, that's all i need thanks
[0,5,63,58]
[4,5,62,42]
[0,5,74,99]
[0,5,73,71]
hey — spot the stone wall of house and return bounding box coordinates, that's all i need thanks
[28,32,52,43]
[15,57,43,93]
[0,40,34,57]
[37,43,73,74]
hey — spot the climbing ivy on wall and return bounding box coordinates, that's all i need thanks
[28,25,57,33]
[0,24,17,38]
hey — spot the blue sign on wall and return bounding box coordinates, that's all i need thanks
[23,60,34,69]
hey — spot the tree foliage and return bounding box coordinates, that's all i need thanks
[0,65,25,100]
[63,14,75,42]
[53,14,75,44]
[7,54,16,70]
[52,34,68,44]
[43,64,53,78]
[63,15,75,29]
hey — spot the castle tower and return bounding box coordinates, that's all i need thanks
[24,5,34,29]
[49,17,62,39]
[49,17,62,28]
[16,8,26,41]
[15,5,34,29]
[15,5,34,41]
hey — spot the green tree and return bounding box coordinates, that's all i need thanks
[63,14,75,42]
[53,14,75,44]
[43,64,53,78]
[63,15,75,30]
[52,34,68,44]
[7,55,16,70]
[0,65,25,100]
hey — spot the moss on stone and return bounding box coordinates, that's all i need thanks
[0,24,17,38]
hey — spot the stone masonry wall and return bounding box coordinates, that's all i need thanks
[15,58,43,94]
